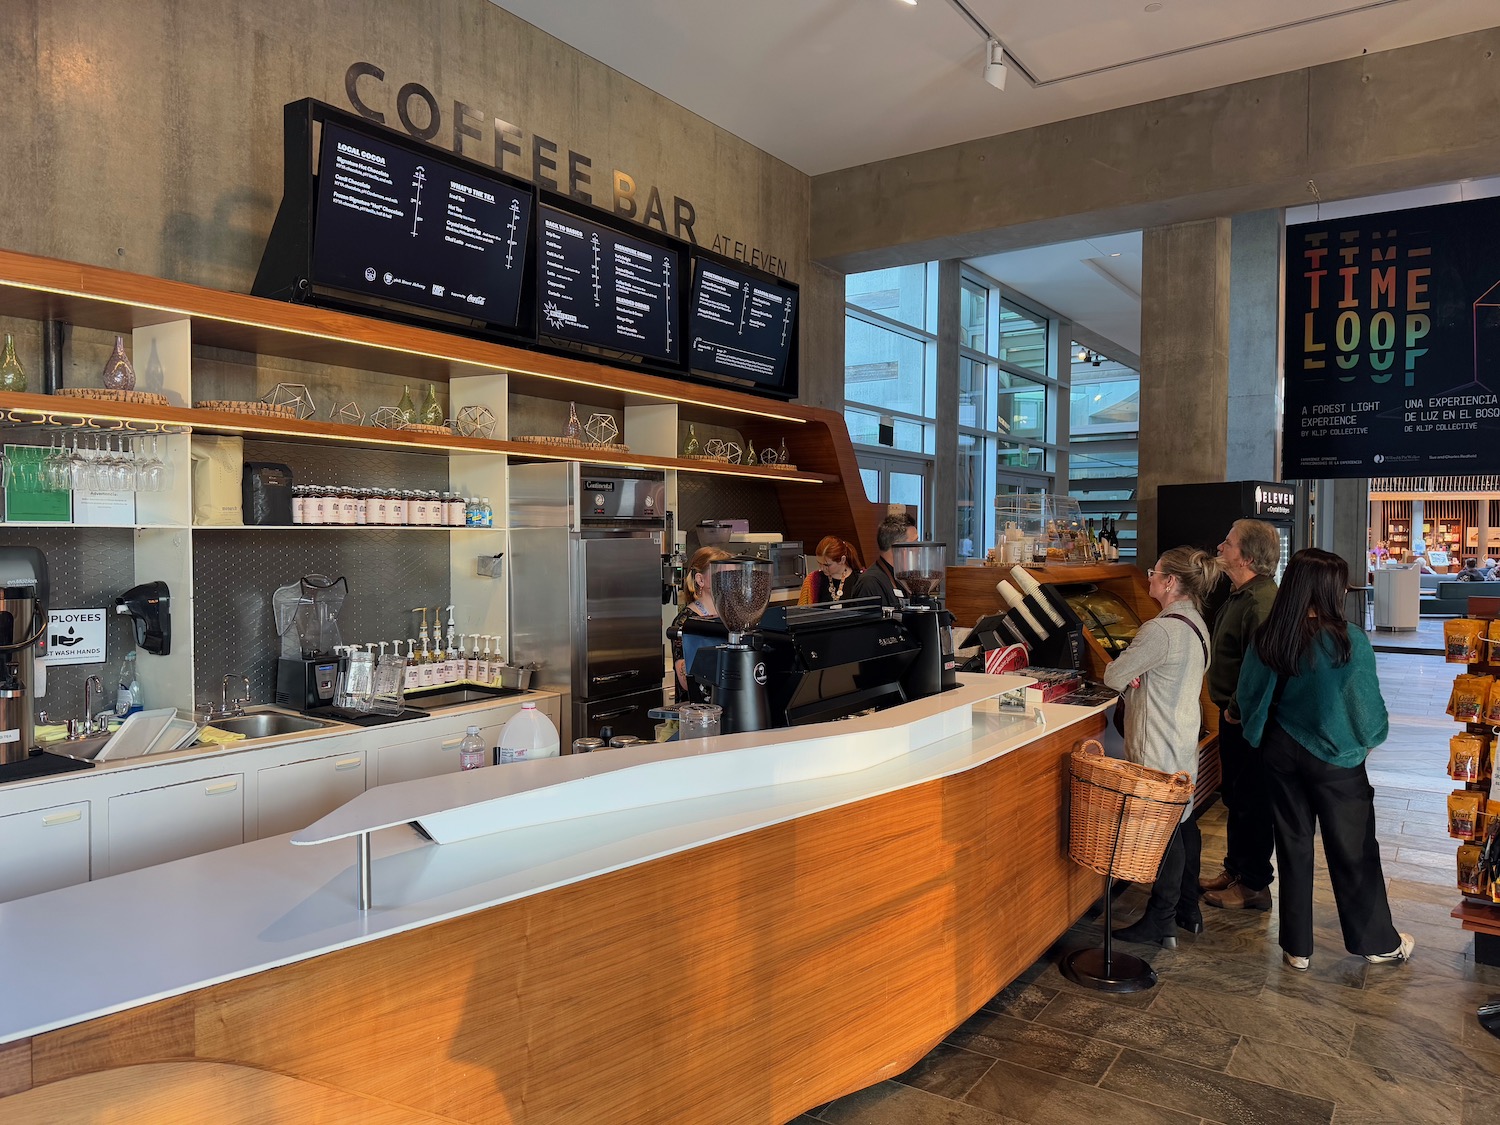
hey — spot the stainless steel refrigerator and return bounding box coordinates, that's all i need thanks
[508,462,667,746]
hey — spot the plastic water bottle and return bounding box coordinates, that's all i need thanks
[458,725,487,771]
[494,702,559,764]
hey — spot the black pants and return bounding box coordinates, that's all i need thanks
[1140,818,1202,928]
[1262,721,1400,958]
[1218,707,1275,889]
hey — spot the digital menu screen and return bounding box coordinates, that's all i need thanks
[310,121,532,327]
[687,261,798,389]
[536,203,681,363]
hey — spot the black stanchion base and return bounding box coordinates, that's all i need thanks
[1060,946,1158,993]
[1480,1000,1500,1040]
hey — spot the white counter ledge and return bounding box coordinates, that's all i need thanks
[0,674,1108,1046]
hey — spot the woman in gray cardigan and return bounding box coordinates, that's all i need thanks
[1103,546,1221,948]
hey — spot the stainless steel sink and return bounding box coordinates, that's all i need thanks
[207,713,339,739]
[409,687,523,710]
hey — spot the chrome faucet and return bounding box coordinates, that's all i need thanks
[201,673,252,721]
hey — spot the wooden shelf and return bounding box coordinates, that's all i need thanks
[1454,900,1500,937]
[0,248,810,425]
[0,391,836,485]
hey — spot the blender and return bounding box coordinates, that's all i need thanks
[688,555,773,734]
[892,541,957,701]
[273,574,348,710]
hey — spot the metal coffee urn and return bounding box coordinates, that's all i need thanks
[0,547,49,763]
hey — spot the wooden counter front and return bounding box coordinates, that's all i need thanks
[2,713,1104,1125]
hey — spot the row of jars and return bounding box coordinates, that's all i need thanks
[291,486,494,527]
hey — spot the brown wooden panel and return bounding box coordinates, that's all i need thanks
[21,717,1102,1124]
[5,1061,462,1124]
[31,996,194,1084]
[0,1039,30,1098]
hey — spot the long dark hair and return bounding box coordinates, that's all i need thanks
[1251,548,1352,675]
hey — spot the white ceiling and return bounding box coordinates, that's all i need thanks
[491,1,1500,357]
[492,0,1499,176]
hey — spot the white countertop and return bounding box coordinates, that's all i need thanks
[0,676,1109,1045]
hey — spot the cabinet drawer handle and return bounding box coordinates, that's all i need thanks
[204,781,239,796]
[334,757,362,771]
[41,809,83,827]
[440,736,465,751]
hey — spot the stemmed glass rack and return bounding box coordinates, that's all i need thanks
[0,409,183,495]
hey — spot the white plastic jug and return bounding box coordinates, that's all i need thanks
[495,702,560,762]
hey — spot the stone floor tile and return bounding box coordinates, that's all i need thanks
[1347,1020,1500,1095]
[976,980,1057,1022]
[893,1042,997,1101]
[963,1058,1201,1125]
[816,1080,1025,1125]
[1147,979,1356,1056]
[1227,1035,1466,1125]
[943,1011,1120,1083]
[1099,1048,1334,1125]
[1035,990,1240,1068]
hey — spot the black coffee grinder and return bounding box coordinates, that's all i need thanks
[892,541,958,701]
[688,555,773,734]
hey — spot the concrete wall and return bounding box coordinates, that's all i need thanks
[810,28,1500,272]
[0,0,836,392]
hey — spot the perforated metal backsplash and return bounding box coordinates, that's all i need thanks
[193,439,455,705]
[0,526,138,720]
[678,474,786,549]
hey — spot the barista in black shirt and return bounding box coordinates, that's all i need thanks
[850,516,912,610]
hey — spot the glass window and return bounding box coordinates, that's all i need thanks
[843,407,931,454]
[959,357,987,429]
[960,280,988,352]
[1069,446,1138,480]
[997,441,1046,472]
[845,266,928,331]
[995,373,1046,439]
[998,301,1047,375]
[1070,376,1140,433]
[956,433,989,559]
[844,315,932,417]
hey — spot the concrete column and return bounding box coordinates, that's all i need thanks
[1370,498,1385,553]
[1411,498,1426,554]
[1478,500,1491,561]
[1312,478,1370,621]
[1139,218,1232,558]
[1227,211,1283,482]
[933,261,960,563]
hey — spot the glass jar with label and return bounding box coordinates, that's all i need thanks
[390,489,408,526]
[354,487,369,525]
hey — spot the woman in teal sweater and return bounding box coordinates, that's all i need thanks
[1234,548,1412,972]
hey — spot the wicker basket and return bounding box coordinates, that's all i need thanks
[1068,739,1193,882]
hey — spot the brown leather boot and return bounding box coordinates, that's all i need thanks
[1199,869,1235,894]
[1203,878,1272,911]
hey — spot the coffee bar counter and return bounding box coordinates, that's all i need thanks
[0,675,1108,1124]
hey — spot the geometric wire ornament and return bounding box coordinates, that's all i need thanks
[584,413,619,445]
[455,404,498,439]
[704,439,727,459]
[723,442,742,465]
[369,405,405,429]
[263,382,316,420]
[330,401,365,427]
[760,446,779,465]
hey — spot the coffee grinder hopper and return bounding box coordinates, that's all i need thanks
[273,574,347,659]
[709,555,773,643]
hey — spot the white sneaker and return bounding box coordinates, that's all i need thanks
[1364,933,1415,964]
[1282,950,1310,972]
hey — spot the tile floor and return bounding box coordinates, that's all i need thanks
[789,651,1500,1125]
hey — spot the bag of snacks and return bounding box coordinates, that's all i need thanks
[1449,789,1484,839]
[1448,674,1493,721]
[1450,733,1485,781]
[1445,618,1486,663]
[1458,844,1484,894]
[1484,677,1500,726]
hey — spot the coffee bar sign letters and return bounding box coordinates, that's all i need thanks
[1282,195,1500,479]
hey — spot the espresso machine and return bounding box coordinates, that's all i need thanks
[273,574,348,711]
[0,547,49,764]
[686,555,774,734]
[892,541,958,701]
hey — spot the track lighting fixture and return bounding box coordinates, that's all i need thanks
[984,39,1008,91]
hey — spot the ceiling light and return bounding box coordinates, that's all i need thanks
[1075,346,1089,363]
[898,0,918,5]
[984,39,1008,91]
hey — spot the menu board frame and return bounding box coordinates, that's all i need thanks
[532,190,688,372]
[253,99,538,344]
[685,248,800,401]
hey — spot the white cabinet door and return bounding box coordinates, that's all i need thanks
[374,728,474,786]
[0,802,90,902]
[108,774,244,875]
[256,752,366,839]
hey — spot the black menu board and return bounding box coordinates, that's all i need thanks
[688,262,798,388]
[536,203,681,363]
[311,121,532,327]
